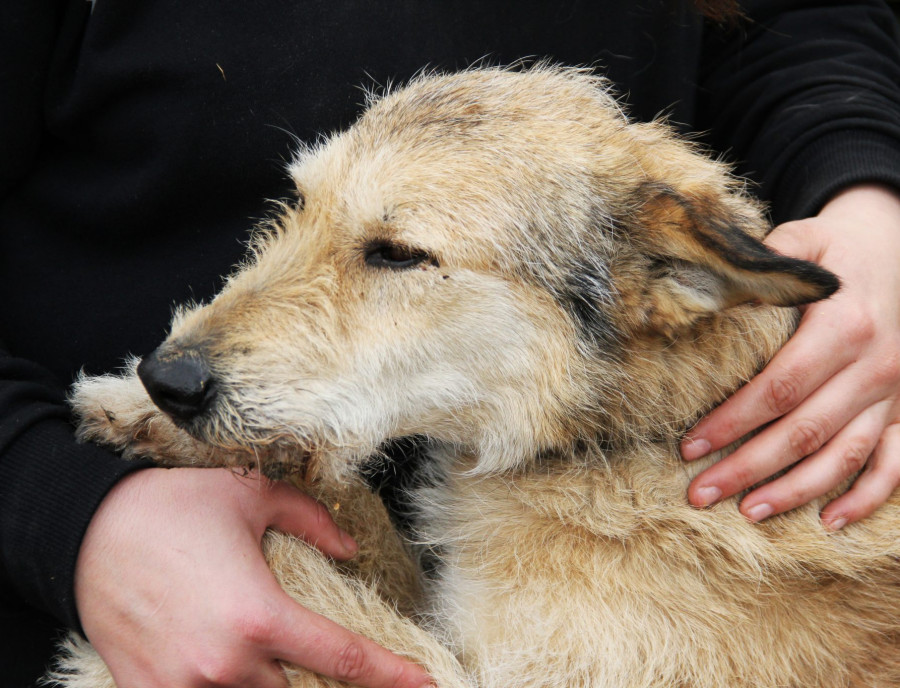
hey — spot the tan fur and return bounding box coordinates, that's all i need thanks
[58,66,898,687]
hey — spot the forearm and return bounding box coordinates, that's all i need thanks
[699,0,900,223]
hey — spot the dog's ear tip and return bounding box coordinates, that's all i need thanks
[753,254,840,308]
[797,264,841,303]
[630,184,842,335]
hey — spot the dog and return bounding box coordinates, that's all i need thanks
[52,66,900,687]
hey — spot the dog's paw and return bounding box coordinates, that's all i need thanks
[70,359,214,465]
[44,632,115,688]
[71,359,157,452]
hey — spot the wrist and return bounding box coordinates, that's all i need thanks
[818,183,900,220]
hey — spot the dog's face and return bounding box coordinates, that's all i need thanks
[137,67,837,479]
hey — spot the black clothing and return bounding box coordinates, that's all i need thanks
[2,1,899,684]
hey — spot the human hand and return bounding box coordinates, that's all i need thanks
[75,466,434,688]
[681,184,900,529]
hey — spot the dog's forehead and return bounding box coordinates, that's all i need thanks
[295,69,626,198]
[278,68,648,285]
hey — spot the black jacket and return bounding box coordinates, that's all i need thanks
[2,1,900,683]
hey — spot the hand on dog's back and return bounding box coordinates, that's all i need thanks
[74,466,433,688]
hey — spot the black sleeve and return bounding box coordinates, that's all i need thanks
[698,0,900,224]
[0,349,152,632]
[0,2,152,637]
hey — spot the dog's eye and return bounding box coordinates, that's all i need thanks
[364,241,437,269]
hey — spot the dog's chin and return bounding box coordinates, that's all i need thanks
[204,437,322,483]
[175,416,397,485]
[158,411,313,480]
[166,403,435,485]
[257,450,314,481]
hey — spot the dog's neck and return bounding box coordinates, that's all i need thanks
[553,303,799,462]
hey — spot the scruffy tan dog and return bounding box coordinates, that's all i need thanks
[54,66,900,687]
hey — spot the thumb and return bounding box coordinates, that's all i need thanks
[259,479,358,560]
[763,219,827,264]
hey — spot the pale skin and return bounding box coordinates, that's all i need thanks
[75,467,434,688]
[74,185,899,687]
[684,183,900,529]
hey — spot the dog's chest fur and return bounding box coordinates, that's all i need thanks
[410,443,900,687]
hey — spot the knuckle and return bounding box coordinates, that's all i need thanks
[784,483,814,510]
[764,372,803,417]
[332,640,370,683]
[788,418,829,459]
[835,490,874,523]
[838,441,870,478]
[193,651,245,686]
[884,457,900,488]
[314,500,335,532]
[883,421,900,444]
[844,313,876,347]
[871,348,900,389]
[728,462,761,493]
[386,660,423,688]
[228,602,278,647]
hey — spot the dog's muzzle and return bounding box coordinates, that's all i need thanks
[138,347,217,424]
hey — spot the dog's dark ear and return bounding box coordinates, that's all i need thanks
[633,185,839,337]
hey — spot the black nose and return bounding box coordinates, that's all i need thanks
[137,348,217,423]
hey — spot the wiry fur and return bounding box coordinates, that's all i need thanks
[58,66,897,687]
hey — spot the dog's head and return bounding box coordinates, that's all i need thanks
[137,67,837,479]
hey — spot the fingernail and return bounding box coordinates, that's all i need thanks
[339,529,358,556]
[694,485,722,507]
[745,503,774,522]
[824,516,848,531]
[682,438,711,461]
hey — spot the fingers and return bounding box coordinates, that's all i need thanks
[169,532,430,688]
[265,480,358,560]
[734,402,890,522]
[79,467,427,688]
[232,472,358,560]
[688,391,900,530]
[820,422,900,529]
[686,361,884,506]
[261,589,433,688]
[233,482,433,687]
[681,309,851,462]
